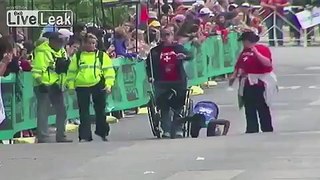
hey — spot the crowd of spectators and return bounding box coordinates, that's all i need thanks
[113,0,265,57]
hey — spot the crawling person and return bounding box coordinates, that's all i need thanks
[190,101,230,138]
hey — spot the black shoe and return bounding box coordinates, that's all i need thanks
[56,137,73,143]
[94,132,108,142]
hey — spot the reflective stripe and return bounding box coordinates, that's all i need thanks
[102,67,113,70]
[31,69,42,73]
[104,76,115,79]
[68,70,77,73]
[79,64,96,69]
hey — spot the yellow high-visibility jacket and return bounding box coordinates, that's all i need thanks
[31,41,67,86]
[66,50,116,90]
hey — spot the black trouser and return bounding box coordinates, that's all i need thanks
[243,85,273,133]
[34,84,67,141]
[76,81,109,140]
[154,82,187,133]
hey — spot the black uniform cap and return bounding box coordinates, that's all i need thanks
[49,32,64,42]
[238,31,260,43]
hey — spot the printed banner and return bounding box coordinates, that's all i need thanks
[296,7,320,29]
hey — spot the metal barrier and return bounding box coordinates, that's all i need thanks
[0,32,242,141]
[259,6,320,47]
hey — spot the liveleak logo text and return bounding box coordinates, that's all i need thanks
[7,10,73,27]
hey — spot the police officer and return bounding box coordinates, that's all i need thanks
[31,32,72,143]
[66,33,115,142]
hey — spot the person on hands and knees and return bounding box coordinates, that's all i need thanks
[146,27,192,138]
[66,33,116,142]
[229,31,278,134]
[31,32,73,143]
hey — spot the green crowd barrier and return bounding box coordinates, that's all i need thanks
[0,32,242,140]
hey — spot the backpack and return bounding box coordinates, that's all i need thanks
[75,50,104,69]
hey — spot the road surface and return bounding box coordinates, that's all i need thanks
[1,47,320,180]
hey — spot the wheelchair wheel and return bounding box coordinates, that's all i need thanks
[147,94,161,138]
[183,99,193,137]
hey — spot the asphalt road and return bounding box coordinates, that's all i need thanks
[2,47,320,180]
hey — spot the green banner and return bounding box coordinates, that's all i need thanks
[0,32,242,140]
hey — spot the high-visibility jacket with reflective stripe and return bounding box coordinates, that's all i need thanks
[31,41,66,86]
[66,51,116,90]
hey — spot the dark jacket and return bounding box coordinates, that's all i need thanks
[146,42,193,86]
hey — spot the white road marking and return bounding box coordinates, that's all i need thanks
[308,85,320,89]
[308,97,320,106]
[219,102,289,108]
[305,66,320,70]
[278,73,320,77]
[278,86,301,90]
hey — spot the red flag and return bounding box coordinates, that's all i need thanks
[140,3,149,24]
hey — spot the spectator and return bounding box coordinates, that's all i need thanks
[240,2,252,26]
[149,20,161,29]
[1,36,20,76]
[192,0,205,13]
[213,14,229,42]
[132,29,150,59]
[113,27,137,59]
[73,23,87,38]
[0,36,14,76]
[260,0,290,46]
[172,14,186,28]
[148,11,159,24]
[250,8,263,34]
[175,5,189,14]
[17,44,31,72]
[228,3,239,12]
[160,15,170,27]
[217,0,229,12]
[66,37,81,58]
[199,7,213,28]
[0,36,14,125]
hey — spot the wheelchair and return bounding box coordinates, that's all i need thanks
[147,87,193,139]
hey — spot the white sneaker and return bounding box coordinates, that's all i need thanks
[175,131,183,138]
[162,132,170,138]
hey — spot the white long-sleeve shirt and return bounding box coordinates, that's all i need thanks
[238,72,278,108]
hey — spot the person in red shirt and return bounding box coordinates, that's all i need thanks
[146,27,192,138]
[230,31,274,133]
[260,0,290,46]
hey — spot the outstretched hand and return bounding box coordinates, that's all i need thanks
[2,53,13,64]
[176,53,187,60]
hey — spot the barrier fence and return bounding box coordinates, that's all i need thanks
[0,32,242,140]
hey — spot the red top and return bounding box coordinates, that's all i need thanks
[159,47,181,81]
[20,59,32,71]
[261,0,288,18]
[235,44,272,86]
[235,44,273,74]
